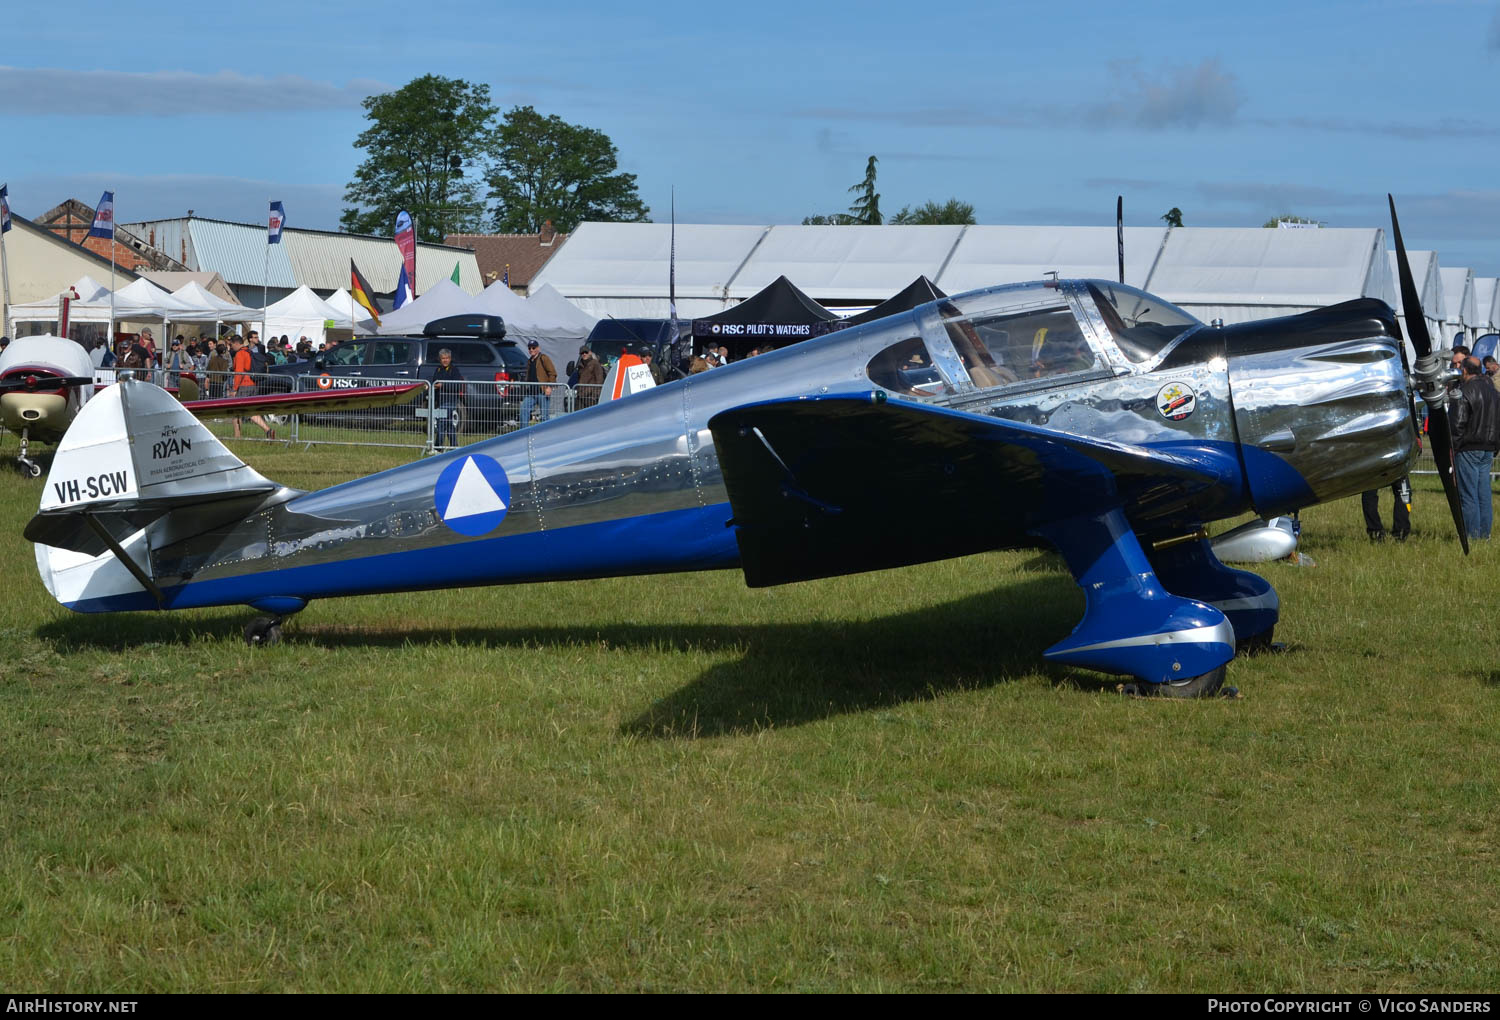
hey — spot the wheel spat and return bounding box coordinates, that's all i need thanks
[1389,194,1468,554]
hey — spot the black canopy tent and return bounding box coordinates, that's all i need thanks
[692,275,840,358]
[837,276,949,329]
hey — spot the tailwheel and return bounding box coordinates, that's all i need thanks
[1238,627,1283,655]
[22,459,41,478]
[243,616,283,647]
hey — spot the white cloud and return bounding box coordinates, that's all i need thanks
[0,67,387,116]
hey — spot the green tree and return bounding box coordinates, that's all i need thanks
[889,199,976,225]
[847,155,882,225]
[340,75,495,242]
[1161,207,1185,228]
[488,106,649,234]
[801,213,856,225]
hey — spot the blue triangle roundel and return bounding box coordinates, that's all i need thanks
[434,453,511,536]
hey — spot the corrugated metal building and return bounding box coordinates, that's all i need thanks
[124,215,483,305]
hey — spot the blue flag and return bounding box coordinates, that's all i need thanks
[268,200,286,244]
[393,264,412,309]
[0,184,10,234]
[89,191,115,239]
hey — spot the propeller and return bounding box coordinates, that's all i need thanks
[1116,196,1125,284]
[1389,194,1468,554]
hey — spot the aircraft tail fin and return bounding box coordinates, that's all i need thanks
[26,377,282,557]
[599,354,656,402]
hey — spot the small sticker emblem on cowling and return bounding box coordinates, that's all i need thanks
[1156,382,1197,421]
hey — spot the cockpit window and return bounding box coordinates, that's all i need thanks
[1085,282,1200,363]
[947,303,1098,385]
[866,335,950,396]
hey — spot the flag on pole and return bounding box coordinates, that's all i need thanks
[394,210,417,298]
[268,200,286,243]
[393,264,413,310]
[0,184,11,233]
[503,264,510,288]
[450,262,461,285]
[350,259,382,325]
[89,191,116,239]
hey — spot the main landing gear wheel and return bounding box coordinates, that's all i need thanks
[1119,664,1229,699]
[243,616,283,647]
[22,459,41,478]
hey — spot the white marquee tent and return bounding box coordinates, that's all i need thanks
[374,280,479,335]
[1386,250,1446,356]
[1471,278,1499,335]
[324,289,377,335]
[8,275,115,325]
[262,285,353,346]
[1144,228,1394,326]
[1438,266,1476,343]
[168,280,260,324]
[534,223,1403,328]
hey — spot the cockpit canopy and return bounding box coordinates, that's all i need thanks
[864,280,1201,397]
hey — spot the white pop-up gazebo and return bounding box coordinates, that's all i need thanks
[262,285,354,347]
[374,279,478,335]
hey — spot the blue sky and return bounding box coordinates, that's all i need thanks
[6,0,1500,275]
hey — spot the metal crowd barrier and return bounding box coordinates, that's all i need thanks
[89,367,615,455]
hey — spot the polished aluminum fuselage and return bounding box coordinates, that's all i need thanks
[139,281,1415,606]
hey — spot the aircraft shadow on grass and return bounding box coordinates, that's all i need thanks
[37,573,1111,736]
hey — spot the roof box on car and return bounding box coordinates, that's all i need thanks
[422,314,506,339]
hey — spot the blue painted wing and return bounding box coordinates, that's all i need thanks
[707,392,1247,588]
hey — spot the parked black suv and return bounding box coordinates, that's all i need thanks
[267,315,530,431]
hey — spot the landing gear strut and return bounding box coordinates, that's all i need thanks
[1034,506,1237,697]
[16,427,40,477]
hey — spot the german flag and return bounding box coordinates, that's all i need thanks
[350,259,381,325]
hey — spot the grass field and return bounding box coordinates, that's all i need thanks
[1,434,1497,992]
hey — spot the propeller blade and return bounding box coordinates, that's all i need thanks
[1425,405,1469,554]
[1116,196,1125,284]
[1388,194,1434,359]
[1389,194,1468,553]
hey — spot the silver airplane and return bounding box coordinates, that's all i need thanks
[23,202,1460,697]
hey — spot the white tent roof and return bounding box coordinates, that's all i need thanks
[469,280,531,321]
[1472,278,1499,333]
[1438,266,1476,327]
[169,281,260,323]
[1146,228,1392,313]
[110,278,201,323]
[936,226,1167,293]
[732,225,968,301]
[530,222,770,317]
[374,279,477,335]
[9,275,116,322]
[70,275,111,303]
[519,284,598,335]
[324,288,377,335]
[263,285,350,340]
[533,222,1412,327]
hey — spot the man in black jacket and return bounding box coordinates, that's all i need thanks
[426,347,465,448]
[1450,356,1500,540]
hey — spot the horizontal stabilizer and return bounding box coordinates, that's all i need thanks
[707,392,1240,587]
[26,378,281,555]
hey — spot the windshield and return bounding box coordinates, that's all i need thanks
[1085,282,1200,363]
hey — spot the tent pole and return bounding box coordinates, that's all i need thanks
[0,215,11,340]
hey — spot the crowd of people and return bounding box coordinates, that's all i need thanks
[88,328,331,396]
